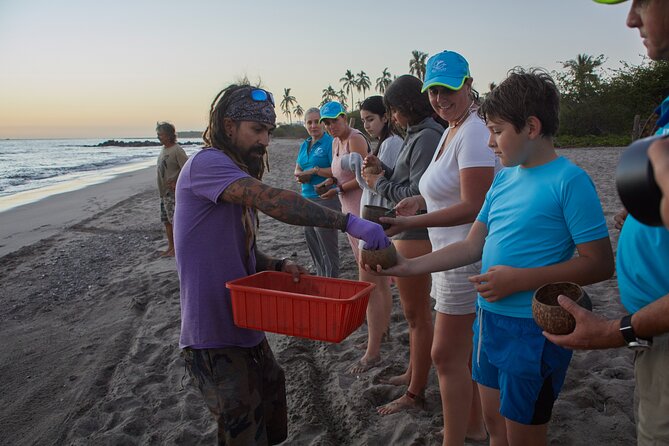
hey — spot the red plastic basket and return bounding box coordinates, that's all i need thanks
[226,271,375,343]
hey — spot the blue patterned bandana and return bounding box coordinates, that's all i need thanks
[224,87,276,126]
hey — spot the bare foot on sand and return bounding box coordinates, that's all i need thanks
[377,391,423,416]
[159,248,175,257]
[349,355,381,374]
[379,372,411,386]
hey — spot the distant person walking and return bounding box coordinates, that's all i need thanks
[294,107,340,277]
[156,121,188,257]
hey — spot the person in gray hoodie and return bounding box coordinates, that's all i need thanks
[362,74,443,415]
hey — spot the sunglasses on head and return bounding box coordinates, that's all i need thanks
[250,88,275,106]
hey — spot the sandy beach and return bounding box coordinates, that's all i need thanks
[0,138,636,445]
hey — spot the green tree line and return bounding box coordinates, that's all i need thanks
[556,54,669,144]
[277,51,669,146]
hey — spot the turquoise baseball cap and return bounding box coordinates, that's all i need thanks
[422,51,471,93]
[319,101,346,122]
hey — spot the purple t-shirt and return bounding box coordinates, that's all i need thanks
[174,148,265,349]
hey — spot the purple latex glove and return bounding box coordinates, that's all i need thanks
[345,214,391,250]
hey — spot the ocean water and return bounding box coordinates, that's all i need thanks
[0,138,201,212]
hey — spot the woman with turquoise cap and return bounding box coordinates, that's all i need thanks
[380,51,496,443]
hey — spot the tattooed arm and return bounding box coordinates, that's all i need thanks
[220,177,349,230]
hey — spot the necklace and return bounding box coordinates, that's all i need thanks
[448,100,476,129]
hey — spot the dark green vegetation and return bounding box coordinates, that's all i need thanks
[555,55,669,146]
[277,52,669,147]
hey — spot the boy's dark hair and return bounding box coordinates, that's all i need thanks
[360,95,397,155]
[383,75,434,126]
[478,68,560,137]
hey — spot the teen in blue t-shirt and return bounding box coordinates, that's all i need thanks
[369,69,614,445]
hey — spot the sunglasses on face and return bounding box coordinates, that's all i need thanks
[428,86,460,96]
[250,88,275,106]
[320,114,345,125]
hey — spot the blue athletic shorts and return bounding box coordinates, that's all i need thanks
[472,307,573,425]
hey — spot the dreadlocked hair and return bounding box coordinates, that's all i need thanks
[203,83,270,265]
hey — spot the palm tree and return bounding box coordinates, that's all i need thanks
[293,104,304,122]
[336,89,348,109]
[340,70,356,110]
[561,53,606,98]
[356,71,371,102]
[375,68,392,94]
[321,85,338,106]
[409,50,429,80]
[280,88,297,124]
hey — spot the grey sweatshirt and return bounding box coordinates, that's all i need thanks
[375,117,444,240]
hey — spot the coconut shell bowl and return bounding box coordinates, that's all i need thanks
[532,282,592,335]
[360,242,398,270]
[362,205,395,230]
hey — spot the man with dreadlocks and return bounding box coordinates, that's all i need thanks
[174,84,389,445]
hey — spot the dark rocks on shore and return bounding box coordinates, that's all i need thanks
[82,140,202,148]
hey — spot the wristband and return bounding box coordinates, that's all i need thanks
[619,314,652,350]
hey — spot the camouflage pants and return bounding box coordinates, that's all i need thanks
[160,192,175,224]
[182,339,287,446]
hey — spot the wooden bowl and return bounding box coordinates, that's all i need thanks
[362,205,395,230]
[360,243,397,270]
[532,282,592,335]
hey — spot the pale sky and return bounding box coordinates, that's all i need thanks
[0,0,644,139]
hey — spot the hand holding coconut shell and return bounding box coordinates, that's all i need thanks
[541,290,627,350]
[532,282,592,335]
[361,242,415,277]
[361,155,384,189]
[360,242,398,271]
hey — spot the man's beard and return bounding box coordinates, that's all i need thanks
[243,145,268,179]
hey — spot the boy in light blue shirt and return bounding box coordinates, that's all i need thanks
[371,69,614,445]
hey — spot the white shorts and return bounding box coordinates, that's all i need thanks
[431,261,481,315]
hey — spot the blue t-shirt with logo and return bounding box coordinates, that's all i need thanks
[476,156,609,318]
[617,94,669,313]
[296,133,334,199]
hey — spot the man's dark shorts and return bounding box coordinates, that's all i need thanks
[182,339,287,445]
